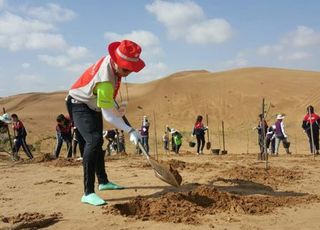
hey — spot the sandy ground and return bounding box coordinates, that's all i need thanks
[1,150,320,230]
[2,67,320,229]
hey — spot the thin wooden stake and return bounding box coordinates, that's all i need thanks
[153,111,158,160]
[308,107,316,160]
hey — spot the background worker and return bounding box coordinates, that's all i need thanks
[171,128,182,154]
[140,115,150,154]
[274,114,291,155]
[192,115,208,155]
[103,129,117,156]
[255,113,268,155]
[54,114,73,158]
[302,105,320,154]
[11,114,33,160]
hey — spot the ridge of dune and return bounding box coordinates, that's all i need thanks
[1,67,320,153]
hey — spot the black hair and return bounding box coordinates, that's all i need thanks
[195,115,203,123]
[11,114,18,119]
[307,105,314,114]
[56,114,65,122]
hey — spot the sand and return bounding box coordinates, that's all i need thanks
[1,67,320,229]
[1,152,320,229]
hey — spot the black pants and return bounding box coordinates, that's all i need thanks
[13,136,33,159]
[163,140,169,150]
[73,139,85,158]
[73,129,84,158]
[54,134,72,158]
[266,137,275,153]
[307,129,319,152]
[71,103,108,195]
[196,134,205,153]
[171,136,175,151]
[258,135,265,154]
[105,139,113,155]
[174,144,181,154]
[141,136,149,153]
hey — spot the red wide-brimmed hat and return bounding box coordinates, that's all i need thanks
[108,40,145,72]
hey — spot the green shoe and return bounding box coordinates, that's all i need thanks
[99,182,125,191]
[81,193,107,206]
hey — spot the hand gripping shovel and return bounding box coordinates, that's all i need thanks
[115,102,181,187]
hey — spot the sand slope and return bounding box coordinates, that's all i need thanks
[1,67,320,153]
[2,67,320,229]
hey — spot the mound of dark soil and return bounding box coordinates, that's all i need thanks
[103,185,319,224]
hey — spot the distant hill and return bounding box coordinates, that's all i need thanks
[1,67,320,153]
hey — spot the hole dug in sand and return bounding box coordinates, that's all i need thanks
[0,212,62,229]
[103,185,320,224]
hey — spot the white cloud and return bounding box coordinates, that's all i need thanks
[146,0,204,39]
[257,44,283,56]
[105,30,159,47]
[0,4,90,68]
[219,53,249,70]
[146,0,232,44]
[0,0,5,10]
[0,12,68,51]
[38,46,91,70]
[282,26,320,48]
[255,25,319,65]
[186,19,232,44]
[278,51,311,61]
[14,73,46,91]
[0,12,54,35]
[66,62,92,74]
[131,61,168,82]
[67,46,89,59]
[23,3,76,23]
[104,30,164,58]
[38,54,71,67]
[22,63,30,68]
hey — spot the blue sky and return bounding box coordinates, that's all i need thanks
[0,0,319,96]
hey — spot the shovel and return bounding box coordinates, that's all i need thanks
[115,102,181,187]
[138,141,181,187]
[206,114,211,150]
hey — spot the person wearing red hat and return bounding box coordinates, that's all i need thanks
[66,40,145,206]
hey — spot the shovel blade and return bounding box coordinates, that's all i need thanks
[148,157,181,187]
[138,142,181,187]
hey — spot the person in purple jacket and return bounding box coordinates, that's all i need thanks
[274,114,291,155]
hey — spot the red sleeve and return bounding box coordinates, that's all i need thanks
[13,121,23,130]
[303,114,309,121]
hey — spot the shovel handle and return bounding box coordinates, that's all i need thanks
[114,100,150,158]
[138,141,150,158]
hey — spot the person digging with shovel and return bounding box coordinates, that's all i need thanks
[11,114,33,160]
[54,114,73,158]
[66,40,145,206]
[302,105,320,154]
[192,115,208,155]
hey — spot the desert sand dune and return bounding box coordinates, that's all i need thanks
[2,67,319,153]
[1,67,320,229]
